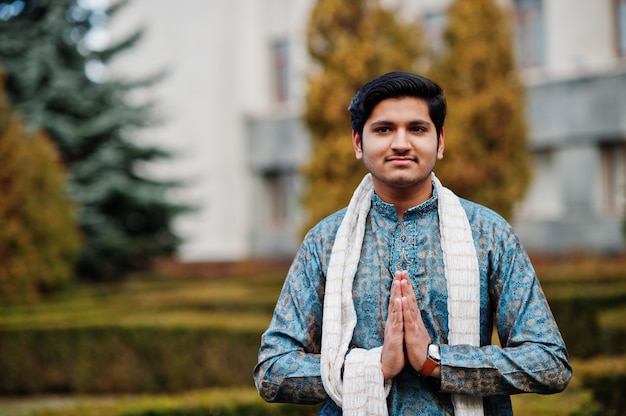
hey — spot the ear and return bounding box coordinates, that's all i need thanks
[352,130,363,160]
[437,127,445,160]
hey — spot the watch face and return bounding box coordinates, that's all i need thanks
[428,344,441,361]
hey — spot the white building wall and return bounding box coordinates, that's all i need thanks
[547,0,614,73]
[107,0,625,261]
[108,0,312,261]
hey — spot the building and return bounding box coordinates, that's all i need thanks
[108,0,626,261]
[108,0,314,261]
[510,0,626,254]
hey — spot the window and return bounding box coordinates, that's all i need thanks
[601,142,626,217]
[616,0,626,56]
[513,0,545,67]
[271,39,290,102]
[516,149,563,220]
[262,170,294,227]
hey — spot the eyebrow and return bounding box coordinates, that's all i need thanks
[369,119,432,127]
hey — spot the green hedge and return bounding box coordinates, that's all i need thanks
[549,297,626,358]
[121,404,319,416]
[585,374,626,416]
[2,302,625,395]
[0,326,260,394]
[30,403,320,416]
[0,388,321,416]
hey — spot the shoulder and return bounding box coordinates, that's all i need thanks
[458,198,509,227]
[288,208,348,282]
[457,198,522,248]
[303,208,347,247]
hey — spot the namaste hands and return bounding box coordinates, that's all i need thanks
[381,270,440,380]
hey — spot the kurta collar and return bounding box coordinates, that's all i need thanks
[371,184,439,222]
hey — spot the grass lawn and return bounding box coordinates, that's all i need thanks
[0,387,320,416]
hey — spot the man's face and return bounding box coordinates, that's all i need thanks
[352,96,444,195]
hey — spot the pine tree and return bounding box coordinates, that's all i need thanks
[0,0,187,280]
[428,0,531,219]
[304,0,423,231]
[0,66,80,301]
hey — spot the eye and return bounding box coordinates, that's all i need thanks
[374,126,391,133]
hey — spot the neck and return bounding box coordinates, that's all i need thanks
[372,179,433,221]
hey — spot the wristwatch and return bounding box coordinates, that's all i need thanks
[418,343,441,377]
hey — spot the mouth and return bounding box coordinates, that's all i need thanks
[386,156,417,165]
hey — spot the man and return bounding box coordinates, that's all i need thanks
[254,72,571,415]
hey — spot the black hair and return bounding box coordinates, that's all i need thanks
[348,72,446,138]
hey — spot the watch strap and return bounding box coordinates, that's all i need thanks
[417,357,439,377]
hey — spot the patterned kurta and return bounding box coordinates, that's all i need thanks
[254,188,572,415]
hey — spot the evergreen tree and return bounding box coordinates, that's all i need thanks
[0,66,80,301]
[428,0,531,219]
[304,0,423,231]
[0,0,187,280]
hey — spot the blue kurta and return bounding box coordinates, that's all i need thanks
[254,187,572,415]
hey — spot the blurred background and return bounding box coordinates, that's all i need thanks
[0,0,625,415]
[108,0,626,263]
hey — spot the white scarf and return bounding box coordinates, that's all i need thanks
[320,173,484,415]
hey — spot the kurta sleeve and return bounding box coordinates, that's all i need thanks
[439,219,572,396]
[254,232,330,404]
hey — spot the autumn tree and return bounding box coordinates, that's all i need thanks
[0,68,80,302]
[303,0,423,231]
[428,0,530,219]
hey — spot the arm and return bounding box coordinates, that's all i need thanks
[439,225,572,396]
[254,236,329,404]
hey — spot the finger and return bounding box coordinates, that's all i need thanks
[381,299,406,380]
[401,296,413,324]
[403,301,429,342]
[387,281,404,329]
[400,279,419,315]
[393,298,403,327]
[384,299,404,348]
[402,295,421,325]
[387,278,402,315]
[399,272,417,300]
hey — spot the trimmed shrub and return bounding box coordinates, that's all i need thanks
[8,388,321,416]
[0,327,261,394]
[569,355,626,416]
[549,297,626,358]
[122,403,320,416]
[0,68,80,302]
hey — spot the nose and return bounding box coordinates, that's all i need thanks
[391,129,411,151]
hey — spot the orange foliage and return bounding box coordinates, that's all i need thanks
[428,0,531,219]
[0,67,80,302]
[303,0,424,232]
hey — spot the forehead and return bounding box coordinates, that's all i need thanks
[367,96,431,123]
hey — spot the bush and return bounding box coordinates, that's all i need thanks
[535,254,626,358]
[584,374,626,416]
[0,68,80,302]
[122,403,319,416]
[569,355,626,416]
[11,388,321,416]
[547,296,626,358]
[0,327,261,394]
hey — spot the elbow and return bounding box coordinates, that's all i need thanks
[540,360,573,394]
[551,364,573,393]
[254,364,280,403]
[256,380,281,403]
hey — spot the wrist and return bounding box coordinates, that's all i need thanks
[417,343,441,377]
